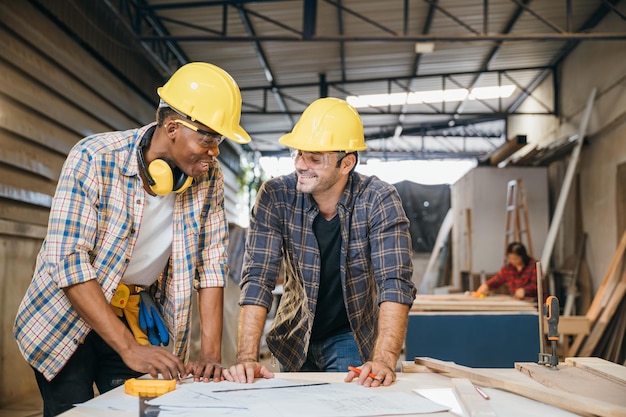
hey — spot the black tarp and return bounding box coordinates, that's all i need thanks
[393,181,451,253]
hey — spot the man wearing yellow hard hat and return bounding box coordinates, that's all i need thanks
[224,97,416,387]
[13,62,250,417]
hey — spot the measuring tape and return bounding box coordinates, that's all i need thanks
[124,378,176,396]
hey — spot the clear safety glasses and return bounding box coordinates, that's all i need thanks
[174,119,225,147]
[290,149,347,169]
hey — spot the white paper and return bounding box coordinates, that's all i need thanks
[149,378,449,417]
[74,392,137,412]
[413,388,463,416]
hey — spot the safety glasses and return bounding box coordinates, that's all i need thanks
[175,119,225,147]
[291,149,347,169]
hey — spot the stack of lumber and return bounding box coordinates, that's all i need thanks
[567,230,626,362]
[411,294,537,312]
[414,356,626,417]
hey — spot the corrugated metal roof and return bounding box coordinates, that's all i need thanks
[117,0,624,160]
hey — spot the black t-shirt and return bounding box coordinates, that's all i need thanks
[310,213,351,342]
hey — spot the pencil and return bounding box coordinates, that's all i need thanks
[348,366,380,380]
[475,386,490,400]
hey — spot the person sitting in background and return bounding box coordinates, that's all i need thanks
[476,242,538,300]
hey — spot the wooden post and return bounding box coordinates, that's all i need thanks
[540,88,597,292]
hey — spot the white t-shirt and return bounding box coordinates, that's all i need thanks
[122,190,176,286]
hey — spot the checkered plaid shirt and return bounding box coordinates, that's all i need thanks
[239,172,416,371]
[486,259,538,297]
[13,123,228,381]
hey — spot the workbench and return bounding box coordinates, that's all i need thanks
[58,369,587,417]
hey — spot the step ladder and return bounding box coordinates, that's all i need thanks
[504,178,533,257]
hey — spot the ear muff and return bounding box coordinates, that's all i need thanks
[146,159,192,195]
[136,128,193,195]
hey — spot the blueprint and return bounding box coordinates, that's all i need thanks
[148,378,450,417]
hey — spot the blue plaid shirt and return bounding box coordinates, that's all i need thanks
[13,123,228,381]
[240,171,416,371]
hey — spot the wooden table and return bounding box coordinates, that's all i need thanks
[58,370,585,417]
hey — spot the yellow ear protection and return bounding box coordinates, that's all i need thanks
[136,127,193,195]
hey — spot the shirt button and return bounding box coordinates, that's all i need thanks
[73,339,79,345]
[130,228,136,234]
[125,258,130,264]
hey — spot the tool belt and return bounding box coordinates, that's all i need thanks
[111,283,169,346]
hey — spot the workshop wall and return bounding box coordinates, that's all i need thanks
[0,1,244,406]
[508,11,626,299]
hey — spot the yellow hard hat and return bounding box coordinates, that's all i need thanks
[279,97,366,152]
[158,62,251,144]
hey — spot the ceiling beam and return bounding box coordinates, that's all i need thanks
[236,5,294,127]
[137,33,626,42]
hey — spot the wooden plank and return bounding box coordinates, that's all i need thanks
[411,295,537,312]
[0,219,47,239]
[0,96,77,155]
[542,316,590,335]
[569,229,626,355]
[540,89,596,283]
[0,27,138,131]
[420,208,453,294]
[565,357,626,385]
[618,162,626,248]
[451,378,496,417]
[515,362,626,407]
[0,59,111,137]
[400,361,433,373]
[579,272,626,356]
[414,357,626,417]
[0,1,155,124]
[0,134,62,181]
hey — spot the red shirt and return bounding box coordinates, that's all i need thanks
[486,258,537,298]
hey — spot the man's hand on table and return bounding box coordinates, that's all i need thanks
[344,361,396,387]
[186,358,224,382]
[122,344,186,381]
[222,360,275,383]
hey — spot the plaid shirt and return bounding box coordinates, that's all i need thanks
[13,123,228,381]
[486,258,538,297]
[239,172,416,371]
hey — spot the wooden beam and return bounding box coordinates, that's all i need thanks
[478,135,527,166]
[578,270,626,356]
[565,357,626,385]
[414,357,626,417]
[0,219,47,239]
[569,229,626,355]
[540,89,596,288]
[515,362,626,406]
[420,208,453,294]
[542,315,590,335]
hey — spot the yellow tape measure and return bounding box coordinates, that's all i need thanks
[124,378,176,397]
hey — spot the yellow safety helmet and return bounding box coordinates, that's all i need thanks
[158,62,251,144]
[279,97,366,152]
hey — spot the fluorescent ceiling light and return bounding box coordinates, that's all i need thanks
[347,85,516,108]
[415,42,435,53]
